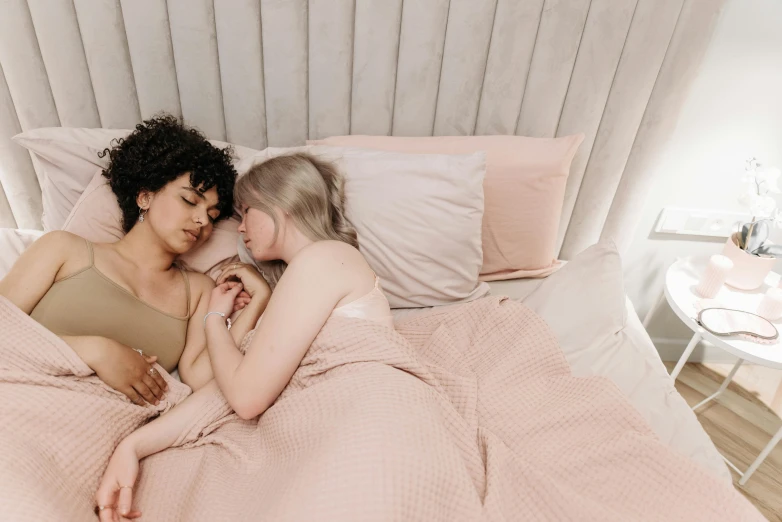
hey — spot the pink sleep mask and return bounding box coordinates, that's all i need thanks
[696,307,778,342]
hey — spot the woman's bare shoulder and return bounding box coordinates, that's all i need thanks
[183,271,216,296]
[35,230,87,249]
[30,231,90,264]
[289,240,372,288]
[294,240,362,265]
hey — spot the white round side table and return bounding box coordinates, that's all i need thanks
[644,256,782,485]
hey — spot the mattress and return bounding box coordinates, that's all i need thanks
[0,228,730,482]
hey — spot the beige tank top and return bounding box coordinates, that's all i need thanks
[30,240,191,372]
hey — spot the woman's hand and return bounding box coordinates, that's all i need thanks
[208,281,245,318]
[233,290,252,314]
[94,440,142,521]
[217,263,271,301]
[88,338,169,406]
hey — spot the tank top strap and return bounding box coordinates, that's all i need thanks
[178,266,192,317]
[84,239,95,267]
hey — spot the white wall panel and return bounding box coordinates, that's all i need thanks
[308,0,354,140]
[168,0,226,140]
[261,0,308,146]
[351,0,403,135]
[26,0,101,127]
[215,0,268,149]
[73,0,141,129]
[120,0,182,120]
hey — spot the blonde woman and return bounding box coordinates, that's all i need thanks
[94,153,393,520]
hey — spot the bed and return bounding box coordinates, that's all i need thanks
[0,1,744,519]
[0,226,731,483]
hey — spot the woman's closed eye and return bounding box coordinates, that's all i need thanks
[182,197,217,223]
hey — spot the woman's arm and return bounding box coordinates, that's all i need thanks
[177,272,270,390]
[0,230,73,313]
[227,293,267,342]
[95,379,228,520]
[0,231,168,405]
[205,243,351,420]
[215,262,272,343]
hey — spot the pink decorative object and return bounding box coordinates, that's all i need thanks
[757,287,782,321]
[721,233,776,290]
[696,255,734,298]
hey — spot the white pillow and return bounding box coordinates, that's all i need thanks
[522,241,627,359]
[240,146,491,308]
[12,127,259,231]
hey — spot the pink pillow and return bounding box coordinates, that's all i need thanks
[307,134,584,281]
[63,170,240,279]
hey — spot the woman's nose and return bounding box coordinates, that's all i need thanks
[195,207,209,225]
[237,218,245,233]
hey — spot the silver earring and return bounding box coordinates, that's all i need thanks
[139,208,147,222]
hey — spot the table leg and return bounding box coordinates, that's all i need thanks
[670,332,701,381]
[740,425,782,485]
[642,290,666,329]
[692,358,744,410]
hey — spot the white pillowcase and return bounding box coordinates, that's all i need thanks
[240,145,491,308]
[523,241,627,356]
[0,228,44,280]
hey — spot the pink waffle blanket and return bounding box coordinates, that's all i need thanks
[0,295,763,521]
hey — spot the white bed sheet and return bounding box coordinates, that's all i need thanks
[1,228,730,482]
[394,278,731,483]
[0,228,43,279]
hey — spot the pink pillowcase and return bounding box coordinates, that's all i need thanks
[307,134,584,281]
[63,170,240,279]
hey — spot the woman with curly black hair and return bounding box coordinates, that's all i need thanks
[0,115,269,402]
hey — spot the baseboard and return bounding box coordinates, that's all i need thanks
[651,337,739,363]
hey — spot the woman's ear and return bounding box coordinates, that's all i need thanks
[136,190,152,210]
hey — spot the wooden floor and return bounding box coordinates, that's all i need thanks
[668,362,782,521]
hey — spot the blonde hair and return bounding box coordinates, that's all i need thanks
[234,152,358,287]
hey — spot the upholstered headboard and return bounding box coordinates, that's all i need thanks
[0,0,722,259]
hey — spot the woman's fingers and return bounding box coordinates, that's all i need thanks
[117,485,135,518]
[132,381,157,405]
[218,266,250,285]
[94,479,118,522]
[227,283,245,300]
[150,367,168,392]
[141,373,164,401]
[216,280,242,293]
[124,387,144,406]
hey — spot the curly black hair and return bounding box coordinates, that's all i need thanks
[99,114,237,233]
